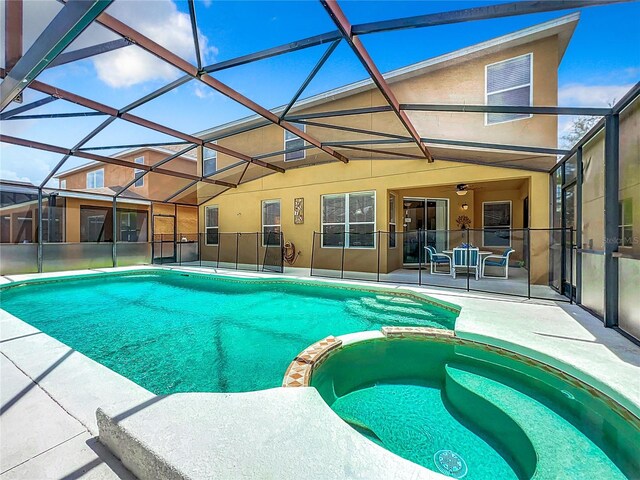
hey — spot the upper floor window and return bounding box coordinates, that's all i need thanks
[86,169,104,189]
[60,179,66,189]
[486,53,532,125]
[203,146,217,177]
[134,156,145,187]
[284,123,305,162]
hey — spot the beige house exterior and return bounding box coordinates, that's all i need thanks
[192,15,579,284]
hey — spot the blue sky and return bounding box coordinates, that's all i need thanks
[1,0,638,185]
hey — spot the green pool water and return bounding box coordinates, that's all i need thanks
[311,339,639,480]
[0,271,457,394]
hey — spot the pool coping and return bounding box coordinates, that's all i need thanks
[1,265,639,479]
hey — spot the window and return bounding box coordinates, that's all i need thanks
[483,201,511,247]
[619,198,633,247]
[205,205,219,246]
[60,179,66,189]
[486,53,532,125]
[203,146,217,177]
[262,200,281,245]
[389,193,397,248]
[80,206,112,242]
[134,156,145,187]
[284,123,305,161]
[322,191,375,248]
[118,210,148,242]
[86,169,104,189]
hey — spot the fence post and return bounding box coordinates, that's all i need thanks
[576,146,583,305]
[199,233,202,267]
[418,228,422,286]
[310,232,316,277]
[256,232,260,272]
[603,114,619,327]
[178,235,182,266]
[466,228,470,292]
[280,231,284,273]
[569,228,574,305]
[235,233,240,270]
[340,231,346,280]
[37,188,43,273]
[376,230,381,282]
[112,197,117,267]
[527,228,531,299]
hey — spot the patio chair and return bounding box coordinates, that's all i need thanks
[425,246,451,275]
[452,247,480,280]
[482,248,515,279]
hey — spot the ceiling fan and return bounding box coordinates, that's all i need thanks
[455,184,470,196]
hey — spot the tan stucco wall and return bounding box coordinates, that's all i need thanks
[199,158,549,282]
[208,36,560,174]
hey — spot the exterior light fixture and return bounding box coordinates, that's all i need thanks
[461,203,469,210]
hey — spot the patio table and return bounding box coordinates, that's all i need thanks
[442,250,493,278]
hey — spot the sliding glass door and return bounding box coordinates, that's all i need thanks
[403,198,449,265]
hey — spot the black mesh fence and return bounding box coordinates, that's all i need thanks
[311,228,573,301]
[155,232,283,273]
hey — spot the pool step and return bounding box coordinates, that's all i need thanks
[444,364,626,480]
[375,294,423,306]
[361,297,435,319]
[344,300,443,328]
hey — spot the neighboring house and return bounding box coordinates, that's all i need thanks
[53,145,198,243]
[192,14,580,284]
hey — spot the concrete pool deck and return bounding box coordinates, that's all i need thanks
[1,265,638,479]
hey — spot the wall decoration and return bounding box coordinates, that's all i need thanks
[456,215,472,230]
[294,197,304,224]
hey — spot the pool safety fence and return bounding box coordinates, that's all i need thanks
[310,227,575,302]
[154,231,284,273]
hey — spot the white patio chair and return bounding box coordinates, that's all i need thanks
[482,248,515,279]
[452,247,480,280]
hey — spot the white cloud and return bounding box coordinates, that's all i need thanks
[557,83,634,147]
[0,145,56,185]
[559,83,634,107]
[0,169,31,183]
[90,0,217,88]
[193,83,213,99]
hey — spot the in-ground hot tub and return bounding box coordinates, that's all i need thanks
[308,332,639,480]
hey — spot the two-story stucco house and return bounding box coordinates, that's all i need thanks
[189,14,579,284]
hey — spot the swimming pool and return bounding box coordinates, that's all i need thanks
[310,335,639,480]
[0,270,458,394]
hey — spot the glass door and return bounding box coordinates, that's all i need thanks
[562,183,577,298]
[402,199,425,265]
[153,214,175,263]
[426,199,449,252]
[403,198,449,265]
